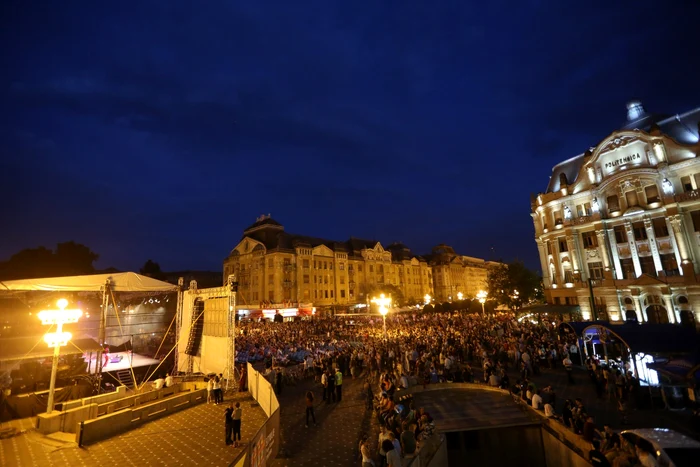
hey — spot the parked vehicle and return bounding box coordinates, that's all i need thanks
[621,428,700,467]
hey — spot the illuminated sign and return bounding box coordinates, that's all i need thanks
[604,152,641,170]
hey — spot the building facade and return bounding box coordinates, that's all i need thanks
[427,244,497,302]
[532,101,700,324]
[222,216,434,309]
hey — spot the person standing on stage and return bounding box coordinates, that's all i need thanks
[224,403,234,445]
[232,402,242,447]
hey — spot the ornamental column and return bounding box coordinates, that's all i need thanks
[669,215,694,276]
[536,239,551,288]
[666,217,684,276]
[566,235,580,275]
[625,222,642,278]
[595,229,611,270]
[552,239,564,286]
[662,294,677,324]
[607,228,624,280]
[632,295,645,322]
[643,219,663,274]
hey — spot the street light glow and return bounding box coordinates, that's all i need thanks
[44,331,72,348]
[371,293,392,338]
[424,294,431,305]
[38,298,81,413]
[457,292,463,301]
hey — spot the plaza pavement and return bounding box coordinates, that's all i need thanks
[2,363,697,467]
[0,390,267,467]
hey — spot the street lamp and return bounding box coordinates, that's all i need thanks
[371,293,391,339]
[38,298,82,413]
[457,292,463,301]
[477,290,488,315]
[424,294,431,305]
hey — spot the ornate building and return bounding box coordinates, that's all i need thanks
[223,216,433,310]
[427,244,497,302]
[531,101,700,324]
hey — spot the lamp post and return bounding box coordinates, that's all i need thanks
[372,293,392,339]
[477,290,488,315]
[457,292,463,301]
[38,298,82,414]
[424,294,431,305]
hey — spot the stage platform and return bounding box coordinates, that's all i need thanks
[85,352,161,374]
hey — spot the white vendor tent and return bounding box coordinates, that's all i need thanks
[0,271,178,292]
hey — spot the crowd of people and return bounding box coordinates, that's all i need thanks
[229,311,684,466]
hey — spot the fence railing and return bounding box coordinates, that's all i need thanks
[228,363,280,467]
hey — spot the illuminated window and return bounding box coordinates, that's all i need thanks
[652,218,669,237]
[614,226,627,243]
[558,238,568,252]
[681,176,693,192]
[644,184,659,203]
[588,262,604,280]
[581,231,598,249]
[632,222,647,240]
[607,195,620,212]
[303,259,310,268]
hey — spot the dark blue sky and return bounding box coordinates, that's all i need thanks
[2,1,699,272]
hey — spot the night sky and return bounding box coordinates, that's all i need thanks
[2,2,699,273]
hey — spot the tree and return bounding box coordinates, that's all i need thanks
[486,261,543,310]
[140,259,166,280]
[0,242,99,280]
[359,283,405,307]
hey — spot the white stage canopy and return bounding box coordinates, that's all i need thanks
[0,271,178,293]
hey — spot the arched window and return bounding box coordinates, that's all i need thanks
[624,297,633,305]
[646,304,669,324]
[678,296,689,305]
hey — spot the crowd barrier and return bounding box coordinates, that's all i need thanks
[76,384,207,445]
[227,363,280,467]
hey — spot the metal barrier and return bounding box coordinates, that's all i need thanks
[227,363,280,467]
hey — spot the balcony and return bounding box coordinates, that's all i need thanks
[565,212,601,226]
[635,240,651,255]
[283,264,295,272]
[674,189,700,203]
[283,280,294,289]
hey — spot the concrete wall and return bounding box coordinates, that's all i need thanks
[541,421,593,467]
[77,388,207,445]
[445,425,545,466]
[61,385,128,411]
[36,403,98,434]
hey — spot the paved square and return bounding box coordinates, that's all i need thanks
[0,392,266,467]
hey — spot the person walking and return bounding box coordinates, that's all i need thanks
[305,390,317,428]
[224,403,234,445]
[213,375,220,404]
[335,367,343,402]
[207,377,214,404]
[563,355,575,384]
[232,402,242,447]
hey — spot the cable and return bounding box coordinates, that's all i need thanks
[110,289,138,389]
[153,313,177,359]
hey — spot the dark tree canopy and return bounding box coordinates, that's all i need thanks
[140,259,165,280]
[486,261,543,310]
[0,241,99,280]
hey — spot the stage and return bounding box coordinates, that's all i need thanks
[85,351,161,374]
